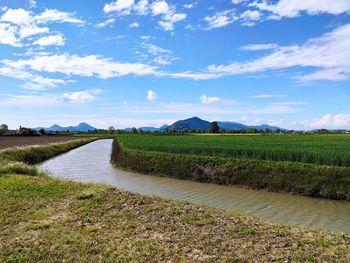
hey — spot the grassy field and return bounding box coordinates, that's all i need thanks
[113,135,350,200]
[117,134,350,167]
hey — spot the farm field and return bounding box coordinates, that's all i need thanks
[117,134,350,167]
[0,136,84,150]
[114,135,350,199]
[0,140,349,262]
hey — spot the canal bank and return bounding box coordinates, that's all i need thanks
[40,139,350,233]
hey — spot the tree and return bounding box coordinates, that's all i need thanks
[131,127,138,134]
[39,128,46,135]
[210,121,219,133]
[108,126,115,134]
[0,124,8,135]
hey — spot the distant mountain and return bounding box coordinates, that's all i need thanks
[217,122,285,131]
[123,117,286,133]
[159,124,169,130]
[138,127,160,132]
[249,124,286,132]
[34,122,96,132]
[124,124,169,132]
[217,121,248,130]
[167,117,211,131]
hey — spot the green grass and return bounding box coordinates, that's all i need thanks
[117,134,350,167]
[1,173,349,262]
[113,136,350,200]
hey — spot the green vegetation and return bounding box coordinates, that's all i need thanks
[0,124,8,135]
[117,134,350,167]
[113,135,350,200]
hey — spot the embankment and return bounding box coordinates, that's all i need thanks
[0,138,96,175]
[111,139,350,200]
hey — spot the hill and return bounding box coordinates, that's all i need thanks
[34,122,96,132]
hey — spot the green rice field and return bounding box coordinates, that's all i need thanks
[117,134,350,167]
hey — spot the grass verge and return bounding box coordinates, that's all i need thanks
[112,139,350,200]
[0,173,349,262]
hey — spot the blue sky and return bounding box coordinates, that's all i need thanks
[0,0,349,130]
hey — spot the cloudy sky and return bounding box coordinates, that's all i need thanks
[0,0,349,130]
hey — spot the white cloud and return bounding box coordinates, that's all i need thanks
[61,89,102,103]
[0,94,61,107]
[0,63,69,91]
[140,42,176,65]
[147,90,157,101]
[104,0,186,31]
[0,89,101,108]
[104,0,135,14]
[0,23,20,46]
[0,65,32,79]
[140,35,150,40]
[204,10,237,29]
[134,0,149,15]
[19,25,49,38]
[33,34,65,46]
[252,0,350,19]
[1,8,84,25]
[104,0,149,15]
[2,53,159,79]
[251,94,284,99]
[29,0,36,8]
[239,10,262,26]
[293,114,350,129]
[151,1,169,15]
[207,23,350,81]
[0,8,83,47]
[129,22,139,28]
[96,18,115,28]
[247,102,305,114]
[1,8,32,25]
[34,9,84,24]
[241,43,278,51]
[151,1,186,31]
[142,43,171,55]
[200,94,221,104]
[232,0,246,4]
[22,76,69,90]
[183,3,195,9]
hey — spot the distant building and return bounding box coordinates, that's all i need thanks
[18,126,37,136]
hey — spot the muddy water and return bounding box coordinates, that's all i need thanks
[39,139,350,233]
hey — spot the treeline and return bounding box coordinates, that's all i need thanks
[85,128,350,135]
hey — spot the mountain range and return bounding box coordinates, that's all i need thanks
[166,117,285,132]
[129,117,286,132]
[34,122,97,132]
[34,117,286,133]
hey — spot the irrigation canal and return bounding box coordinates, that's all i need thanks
[39,139,350,233]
